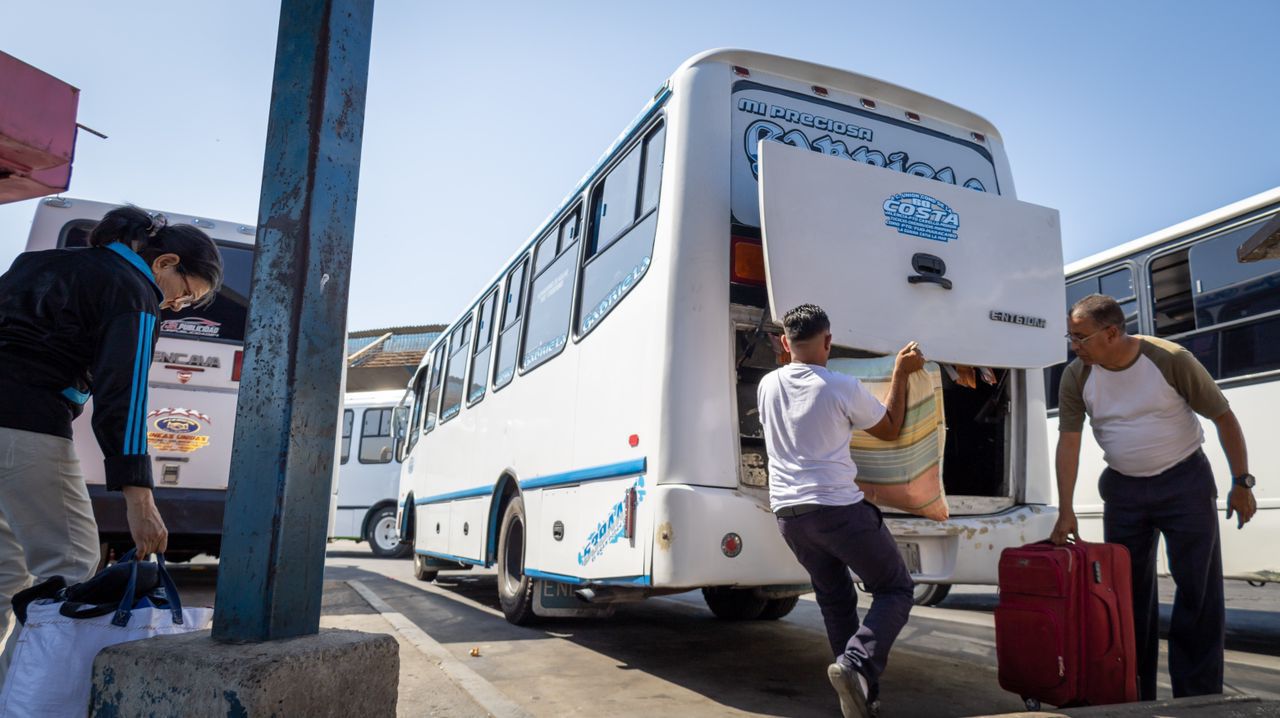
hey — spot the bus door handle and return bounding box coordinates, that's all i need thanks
[908,253,952,290]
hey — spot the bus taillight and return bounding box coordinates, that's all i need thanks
[730,235,766,286]
[232,350,244,382]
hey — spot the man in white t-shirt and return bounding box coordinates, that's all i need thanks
[1050,294,1257,700]
[758,303,924,718]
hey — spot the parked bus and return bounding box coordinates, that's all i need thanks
[24,197,254,561]
[330,389,410,557]
[1044,187,1280,583]
[395,49,1067,623]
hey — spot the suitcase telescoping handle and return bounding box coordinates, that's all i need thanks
[111,549,185,627]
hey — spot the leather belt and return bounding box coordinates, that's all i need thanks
[774,503,826,518]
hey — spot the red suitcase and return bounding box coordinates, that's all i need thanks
[994,541,1138,710]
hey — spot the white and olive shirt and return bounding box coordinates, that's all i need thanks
[1058,335,1228,477]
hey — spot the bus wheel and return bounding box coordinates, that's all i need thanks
[913,583,951,606]
[368,506,411,559]
[413,554,438,582]
[497,496,536,625]
[701,587,767,620]
[758,596,800,620]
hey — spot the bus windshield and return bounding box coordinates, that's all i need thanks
[158,243,254,343]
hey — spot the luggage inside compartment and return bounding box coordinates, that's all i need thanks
[734,327,1010,506]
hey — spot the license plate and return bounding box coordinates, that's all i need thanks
[897,542,922,574]
[537,580,581,609]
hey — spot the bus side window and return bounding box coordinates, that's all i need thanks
[578,121,665,337]
[424,344,445,432]
[359,408,393,464]
[440,318,473,423]
[340,409,353,464]
[469,289,497,406]
[1185,220,1280,379]
[407,369,426,453]
[520,207,580,373]
[493,257,528,390]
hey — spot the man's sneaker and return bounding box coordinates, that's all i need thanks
[826,662,870,718]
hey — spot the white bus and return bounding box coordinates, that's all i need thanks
[395,49,1067,623]
[25,197,255,562]
[1044,187,1280,584]
[330,389,410,557]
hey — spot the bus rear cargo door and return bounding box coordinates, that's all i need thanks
[757,141,1066,369]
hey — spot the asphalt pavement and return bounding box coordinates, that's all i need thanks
[166,544,1280,717]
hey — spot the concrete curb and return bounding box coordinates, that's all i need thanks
[348,580,532,718]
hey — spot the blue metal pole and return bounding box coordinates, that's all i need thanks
[212,0,374,642]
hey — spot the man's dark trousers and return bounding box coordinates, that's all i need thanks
[777,500,914,695]
[1100,449,1225,700]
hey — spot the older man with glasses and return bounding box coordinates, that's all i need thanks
[1050,293,1257,701]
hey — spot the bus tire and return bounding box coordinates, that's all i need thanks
[701,587,767,620]
[367,505,411,559]
[413,554,438,582]
[913,583,951,606]
[497,495,536,625]
[758,595,800,620]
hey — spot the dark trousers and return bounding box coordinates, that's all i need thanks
[777,501,915,694]
[1099,449,1225,700]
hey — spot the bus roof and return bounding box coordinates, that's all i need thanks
[680,48,1004,144]
[1065,185,1280,276]
[415,48,1010,368]
[30,196,257,247]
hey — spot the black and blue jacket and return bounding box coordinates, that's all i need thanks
[0,243,162,490]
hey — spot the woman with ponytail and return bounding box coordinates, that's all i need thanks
[0,205,223,685]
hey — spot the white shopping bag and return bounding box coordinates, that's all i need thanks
[0,554,212,717]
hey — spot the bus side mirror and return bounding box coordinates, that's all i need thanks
[392,406,409,462]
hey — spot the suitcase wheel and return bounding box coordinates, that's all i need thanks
[1023,697,1042,711]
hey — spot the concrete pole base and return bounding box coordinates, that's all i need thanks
[90,628,397,717]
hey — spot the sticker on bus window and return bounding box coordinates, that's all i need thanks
[160,317,222,338]
[147,408,212,453]
[882,192,959,243]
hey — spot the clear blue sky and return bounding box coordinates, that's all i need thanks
[3,1,1278,331]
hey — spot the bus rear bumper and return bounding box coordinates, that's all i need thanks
[88,484,225,558]
[649,484,811,588]
[647,485,1057,589]
[883,504,1059,585]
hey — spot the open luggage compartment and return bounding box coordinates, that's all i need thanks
[734,325,1012,513]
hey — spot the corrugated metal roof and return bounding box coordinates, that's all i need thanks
[346,324,443,369]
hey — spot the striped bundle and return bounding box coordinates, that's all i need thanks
[829,357,950,521]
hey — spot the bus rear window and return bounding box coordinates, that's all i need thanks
[160,243,254,343]
[729,82,1000,229]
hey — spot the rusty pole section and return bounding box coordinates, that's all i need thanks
[212,0,374,642]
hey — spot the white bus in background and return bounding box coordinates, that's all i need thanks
[395,48,1067,624]
[1044,187,1280,584]
[330,389,410,557]
[25,197,255,562]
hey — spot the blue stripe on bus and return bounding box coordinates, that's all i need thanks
[414,486,493,506]
[412,457,647,506]
[523,568,651,587]
[123,312,149,454]
[518,458,646,491]
[414,549,485,567]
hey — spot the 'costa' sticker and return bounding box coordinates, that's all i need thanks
[883,192,959,243]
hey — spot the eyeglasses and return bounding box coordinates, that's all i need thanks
[1065,327,1110,346]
